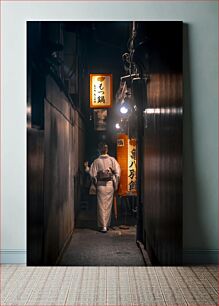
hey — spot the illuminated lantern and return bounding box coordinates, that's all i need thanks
[127,138,137,195]
[117,134,137,196]
[90,74,113,108]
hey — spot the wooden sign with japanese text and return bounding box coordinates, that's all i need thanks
[127,138,137,195]
[117,134,128,196]
[117,134,137,196]
[90,74,113,108]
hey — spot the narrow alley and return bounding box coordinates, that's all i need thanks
[27,21,183,267]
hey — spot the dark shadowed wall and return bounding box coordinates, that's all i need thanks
[27,129,44,265]
[135,22,183,265]
[142,73,183,265]
[27,22,86,265]
[43,77,79,264]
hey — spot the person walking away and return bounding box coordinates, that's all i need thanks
[84,143,121,233]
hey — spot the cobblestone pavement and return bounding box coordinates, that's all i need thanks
[59,226,145,266]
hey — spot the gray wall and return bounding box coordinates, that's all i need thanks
[1,1,218,263]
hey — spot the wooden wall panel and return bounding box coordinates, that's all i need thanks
[143,73,183,265]
[27,75,85,265]
[43,76,79,265]
[73,111,85,218]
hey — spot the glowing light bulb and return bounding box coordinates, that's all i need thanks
[115,123,120,129]
[120,106,128,114]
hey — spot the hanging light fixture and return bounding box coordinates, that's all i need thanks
[115,123,121,129]
[120,104,129,114]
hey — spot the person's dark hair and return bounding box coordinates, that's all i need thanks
[98,142,108,151]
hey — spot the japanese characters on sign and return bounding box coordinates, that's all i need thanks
[90,74,112,108]
[117,134,137,196]
[128,138,137,194]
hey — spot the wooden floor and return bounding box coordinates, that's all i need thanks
[1,264,218,305]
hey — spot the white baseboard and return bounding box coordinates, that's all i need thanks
[0,250,26,264]
[183,249,218,265]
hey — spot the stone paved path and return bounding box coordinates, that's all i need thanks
[59,226,145,266]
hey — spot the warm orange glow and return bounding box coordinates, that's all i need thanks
[90,74,113,108]
[117,134,128,196]
[129,138,136,146]
[117,134,137,196]
[128,138,137,195]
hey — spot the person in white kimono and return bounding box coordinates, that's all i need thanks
[84,143,121,233]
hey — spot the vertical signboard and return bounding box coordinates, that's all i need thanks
[128,138,137,194]
[90,74,113,108]
[117,134,137,196]
[117,134,128,196]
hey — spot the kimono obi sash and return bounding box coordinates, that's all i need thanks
[97,157,113,181]
[97,170,113,181]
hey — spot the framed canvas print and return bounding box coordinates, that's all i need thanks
[26,21,183,266]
